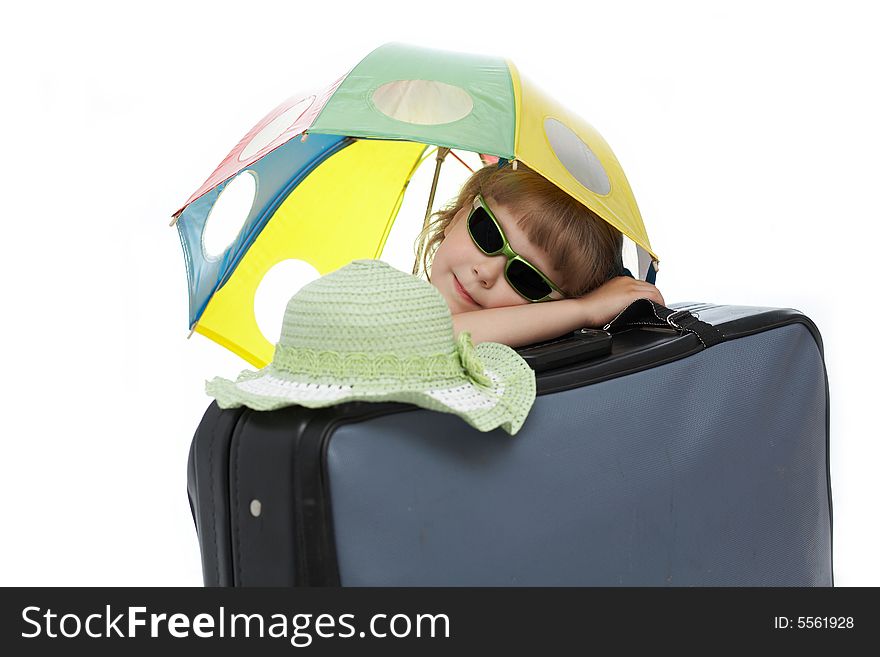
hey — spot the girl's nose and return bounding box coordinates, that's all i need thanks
[473,255,505,288]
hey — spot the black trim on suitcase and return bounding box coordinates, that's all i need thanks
[824,355,834,586]
[536,306,824,396]
[228,408,309,586]
[187,402,246,586]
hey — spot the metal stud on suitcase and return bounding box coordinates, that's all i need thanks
[186,300,832,586]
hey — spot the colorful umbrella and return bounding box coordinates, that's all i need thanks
[172,42,660,368]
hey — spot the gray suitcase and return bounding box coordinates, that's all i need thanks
[187,300,832,586]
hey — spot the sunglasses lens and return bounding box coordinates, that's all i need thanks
[507,259,553,301]
[468,206,504,253]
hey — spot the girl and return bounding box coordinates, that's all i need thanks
[414,160,666,348]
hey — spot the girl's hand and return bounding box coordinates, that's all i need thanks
[576,276,667,327]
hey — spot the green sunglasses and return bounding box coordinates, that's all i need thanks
[467,193,564,302]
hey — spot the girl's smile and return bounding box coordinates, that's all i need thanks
[453,274,481,307]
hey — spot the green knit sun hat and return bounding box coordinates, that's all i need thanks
[205,259,537,435]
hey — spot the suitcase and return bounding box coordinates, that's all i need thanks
[186,300,833,586]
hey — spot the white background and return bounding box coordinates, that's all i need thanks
[1,0,876,586]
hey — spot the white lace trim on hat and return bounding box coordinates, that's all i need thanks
[235,375,353,401]
[232,370,504,413]
[424,369,503,412]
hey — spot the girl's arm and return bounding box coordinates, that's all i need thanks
[452,299,588,348]
[452,276,666,348]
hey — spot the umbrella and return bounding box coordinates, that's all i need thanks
[172,42,660,368]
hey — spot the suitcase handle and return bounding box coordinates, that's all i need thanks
[602,298,724,348]
[515,328,612,372]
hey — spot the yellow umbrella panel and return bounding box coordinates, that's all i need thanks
[196,139,426,367]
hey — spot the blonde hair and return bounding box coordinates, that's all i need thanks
[413,161,624,297]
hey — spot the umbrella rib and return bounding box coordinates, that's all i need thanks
[448,148,474,173]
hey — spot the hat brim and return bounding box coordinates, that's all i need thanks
[205,342,536,435]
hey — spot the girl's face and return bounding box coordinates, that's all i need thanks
[430,196,566,314]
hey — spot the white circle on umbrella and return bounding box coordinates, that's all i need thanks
[254,259,322,345]
[544,117,611,196]
[372,80,473,125]
[239,96,314,161]
[201,170,257,259]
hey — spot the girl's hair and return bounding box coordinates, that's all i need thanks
[413,161,624,298]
